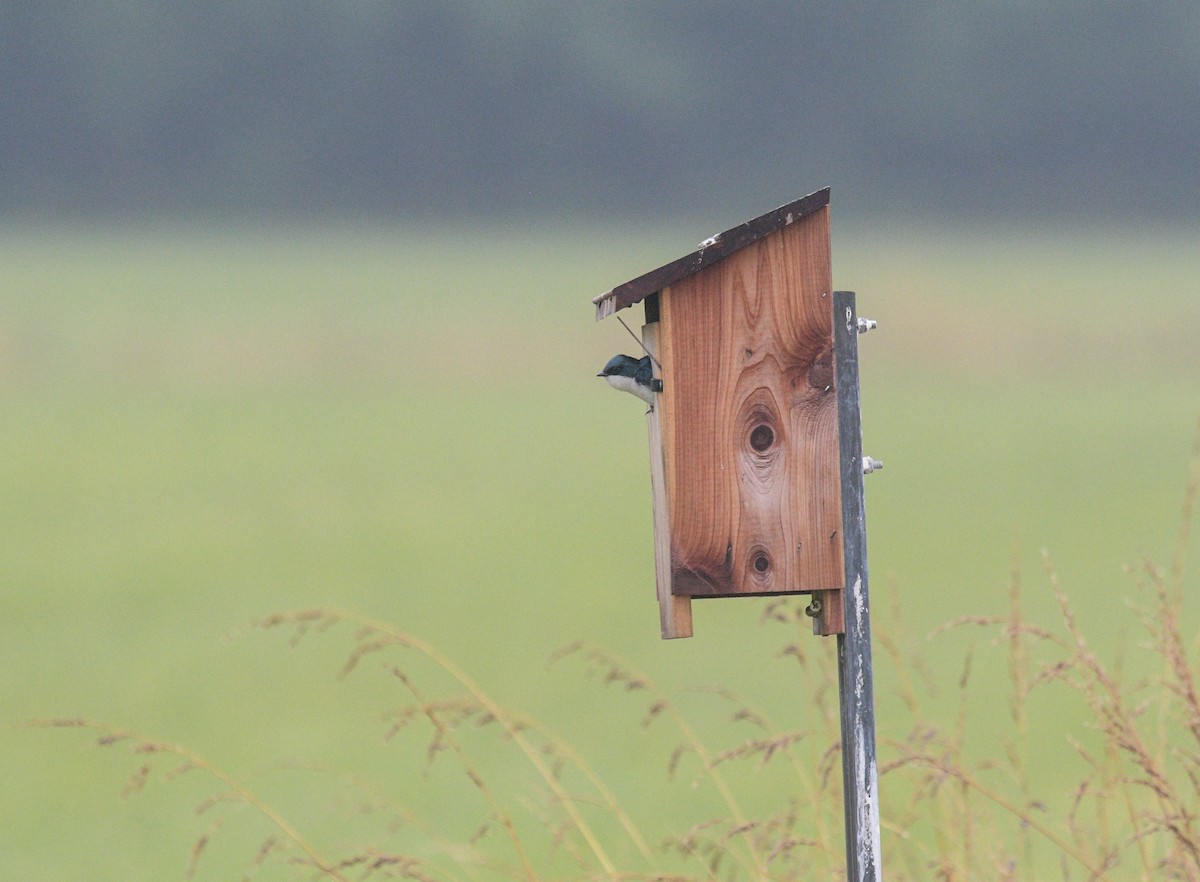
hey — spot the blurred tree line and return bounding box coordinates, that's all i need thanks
[1,2,1196,220]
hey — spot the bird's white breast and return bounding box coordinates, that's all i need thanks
[606,373,656,406]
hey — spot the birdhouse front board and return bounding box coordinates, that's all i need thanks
[657,203,842,597]
[595,188,844,632]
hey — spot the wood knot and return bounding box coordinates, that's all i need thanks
[807,347,834,393]
[737,391,783,497]
[747,544,773,587]
[749,423,774,452]
[739,393,782,460]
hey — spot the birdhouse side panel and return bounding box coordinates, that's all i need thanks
[656,272,735,595]
[659,207,844,597]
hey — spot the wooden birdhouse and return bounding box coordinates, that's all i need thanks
[594,188,854,639]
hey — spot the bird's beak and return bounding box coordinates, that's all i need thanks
[596,372,605,378]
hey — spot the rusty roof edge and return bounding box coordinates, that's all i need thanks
[593,187,830,321]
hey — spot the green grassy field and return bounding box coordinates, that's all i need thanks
[2,219,1198,879]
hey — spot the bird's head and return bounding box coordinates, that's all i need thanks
[597,354,642,379]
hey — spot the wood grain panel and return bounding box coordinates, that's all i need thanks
[658,207,844,597]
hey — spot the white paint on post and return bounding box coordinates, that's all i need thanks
[853,721,883,880]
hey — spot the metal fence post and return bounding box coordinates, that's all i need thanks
[833,290,883,882]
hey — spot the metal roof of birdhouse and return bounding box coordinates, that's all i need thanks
[592,187,830,321]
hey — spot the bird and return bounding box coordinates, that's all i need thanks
[597,354,657,408]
